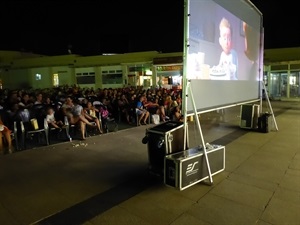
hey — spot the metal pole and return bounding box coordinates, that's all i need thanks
[187,80,213,184]
[262,81,278,131]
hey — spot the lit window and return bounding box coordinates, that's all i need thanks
[35,74,41,80]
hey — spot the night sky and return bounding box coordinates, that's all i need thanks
[1,0,299,56]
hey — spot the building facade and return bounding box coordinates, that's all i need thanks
[263,48,300,101]
[0,48,300,101]
[0,51,183,91]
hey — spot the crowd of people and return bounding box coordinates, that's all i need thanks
[0,85,184,154]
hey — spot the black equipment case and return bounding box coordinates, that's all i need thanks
[145,121,185,174]
[164,145,225,190]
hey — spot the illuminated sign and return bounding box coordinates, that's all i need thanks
[157,65,183,71]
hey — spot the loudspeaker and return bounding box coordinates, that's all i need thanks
[258,113,272,133]
[240,104,254,129]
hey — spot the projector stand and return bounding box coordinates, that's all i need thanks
[261,81,278,131]
[184,79,214,185]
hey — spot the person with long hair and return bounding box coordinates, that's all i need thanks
[0,115,12,154]
[61,96,97,140]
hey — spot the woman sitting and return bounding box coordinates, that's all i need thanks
[83,101,103,134]
[0,115,12,154]
[136,95,150,125]
[118,94,131,124]
[146,97,167,122]
[61,96,97,140]
[172,106,184,122]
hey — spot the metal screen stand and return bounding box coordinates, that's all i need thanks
[261,81,278,131]
[185,80,213,185]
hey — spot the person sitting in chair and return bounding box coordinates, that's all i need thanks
[61,96,97,140]
[83,101,103,134]
[0,114,12,154]
[45,106,64,130]
[136,95,150,126]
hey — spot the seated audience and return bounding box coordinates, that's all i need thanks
[0,86,187,144]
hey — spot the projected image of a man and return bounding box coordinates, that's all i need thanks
[218,17,238,80]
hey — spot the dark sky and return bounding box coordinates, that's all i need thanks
[1,0,299,56]
[251,0,300,49]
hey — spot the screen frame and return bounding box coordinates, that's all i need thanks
[182,0,264,115]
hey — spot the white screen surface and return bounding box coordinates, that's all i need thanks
[187,79,260,114]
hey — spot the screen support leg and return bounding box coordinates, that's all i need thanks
[187,80,213,184]
[261,81,278,131]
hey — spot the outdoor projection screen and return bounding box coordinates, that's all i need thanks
[184,0,263,114]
